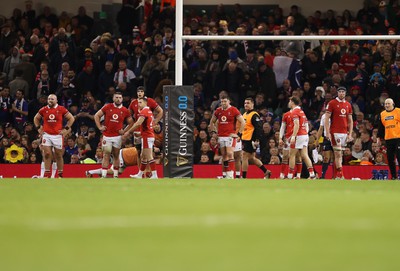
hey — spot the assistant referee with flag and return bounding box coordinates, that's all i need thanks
[378,98,400,180]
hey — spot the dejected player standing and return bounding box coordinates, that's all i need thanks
[34,94,75,178]
[94,92,133,178]
[325,87,353,179]
[209,95,245,179]
[125,97,158,179]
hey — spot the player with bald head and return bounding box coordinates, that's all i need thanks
[377,98,400,179]
[34,94,75,178]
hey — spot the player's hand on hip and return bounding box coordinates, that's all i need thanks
[118,129,125,135]
[99,126,106,132]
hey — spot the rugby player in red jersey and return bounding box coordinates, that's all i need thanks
[34,94,75,178]
[94,92,133,178]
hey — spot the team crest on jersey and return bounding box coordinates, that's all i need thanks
[340,108,346,114]
[102,140,106,145]
[221,116,227,122]
[42,139,46,144]
[112,114,119,120]
[336,138,340,143]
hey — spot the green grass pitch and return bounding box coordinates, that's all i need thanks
[1,178,400,271]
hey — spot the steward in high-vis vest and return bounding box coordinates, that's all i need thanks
[377,98,400,179]
[241,97,271,179]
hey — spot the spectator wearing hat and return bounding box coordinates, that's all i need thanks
[76,60,97,95]
[76,47,99,76]
[371,1,396,34]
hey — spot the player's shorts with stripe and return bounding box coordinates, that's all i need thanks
[102,135,122,150]
[291,135,309,149]
[42,133,63,149]
[141,136,155,149]
[218,136,236,148]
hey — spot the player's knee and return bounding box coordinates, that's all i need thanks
[43,150,52,159]
[102,145,112,154]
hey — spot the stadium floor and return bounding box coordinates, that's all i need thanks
[0,178,399,271]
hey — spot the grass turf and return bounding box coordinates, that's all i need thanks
[0,178,400,271]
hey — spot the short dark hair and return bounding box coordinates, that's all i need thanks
[114,91,123,96]
[290,96,300,105]
[137,86,145,92]
[220,94,230,101]
[245,97,254,103]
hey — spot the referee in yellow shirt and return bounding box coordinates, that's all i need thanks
[378,98,400,180]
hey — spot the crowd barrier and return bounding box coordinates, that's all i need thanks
[0,164,390,179]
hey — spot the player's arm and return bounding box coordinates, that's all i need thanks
[279,121,286,146]
[153,106,163,125]
[124,116,145,135]
[236,114,245,137]
[122,116,134,134]
[291,118,299,143]
[33,112,43,132]
[94,109,106,131]
[347,113,354,142]
[324,111,332,140]
[208,114,217,133]
[315,123,324,145]
[61,112,75,136]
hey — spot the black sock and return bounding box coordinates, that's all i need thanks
[242,171,247,178]
[321,163,329,177]
[259,165,267,173]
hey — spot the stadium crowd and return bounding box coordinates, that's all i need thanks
[0,1,399,173]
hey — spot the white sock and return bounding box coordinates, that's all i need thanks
[113,168,119,178]
[151,170,158,177]
[222,172,227,177]
[51,162,57,178]
[226,171,234,179]
[40,161,45,177]
[280,173,285,178]
[288,173,293,179]
[236,171,241,177]
[296,172,301,178]
[101,169,107,178]
[89,169,102,175]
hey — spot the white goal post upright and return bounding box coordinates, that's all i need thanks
[175,1,400,85]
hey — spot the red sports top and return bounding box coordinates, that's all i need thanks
[213,106,241,137]
[129,97,159,120]
[326,98,353,134]
[291,106,308,136]
[38,104,69,135]
[282,110,294,138]
[137,107,154,137]
[101,103,131,137]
